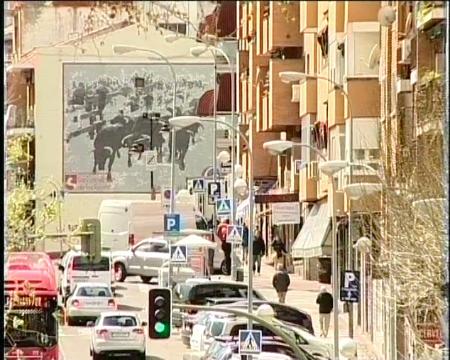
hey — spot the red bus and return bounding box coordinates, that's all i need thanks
[5,252,60,360]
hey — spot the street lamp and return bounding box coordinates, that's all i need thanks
[112,44,177,213]
[190,43,238,280]
[169,115,256,331]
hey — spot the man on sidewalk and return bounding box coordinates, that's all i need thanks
[272,264,290,303]
[316,285,333,337]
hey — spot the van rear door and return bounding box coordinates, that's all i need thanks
[99,208,129,251]
[71,256,111,288]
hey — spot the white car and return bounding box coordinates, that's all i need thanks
[89,311,146,360]
[66,282,116,325]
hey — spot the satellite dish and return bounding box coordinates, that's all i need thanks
[367,44,380,69]
[378,6,396,27]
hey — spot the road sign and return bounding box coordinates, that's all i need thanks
[164,214,180,232]
[226,225,243,243]
[340,270,360,303]
[216,198,232,216]
[170,245,187,263]
[192,178,205,193]
[145,150,158,170]
[238,330,262,355]
[207,181,221,197]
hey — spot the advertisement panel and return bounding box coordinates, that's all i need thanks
[63,63,214,193]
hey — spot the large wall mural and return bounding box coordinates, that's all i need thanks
[63,63,215,193]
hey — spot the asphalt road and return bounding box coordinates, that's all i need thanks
[59,277,187,360]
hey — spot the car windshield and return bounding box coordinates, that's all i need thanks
[72,256,110,271]
[76,286,111,297]
[103,315,137,327]
[193,284,259,301]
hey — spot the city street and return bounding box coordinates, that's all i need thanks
[59,278,186,360]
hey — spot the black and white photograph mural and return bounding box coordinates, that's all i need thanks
[63,63,215,193]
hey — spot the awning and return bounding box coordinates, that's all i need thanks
[197,89,215,116]
[292,202,331,258]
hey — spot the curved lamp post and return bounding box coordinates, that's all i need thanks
[165,34,239,278]
[169,115,255,331]
[112,45,177,213]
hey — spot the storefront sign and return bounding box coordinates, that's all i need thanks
[417,323,443,346]
[271,202,300,225]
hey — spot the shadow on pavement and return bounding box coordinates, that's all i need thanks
[114,285,127,290]
[118,304,143,311]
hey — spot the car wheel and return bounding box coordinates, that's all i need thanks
[220,260,230,275]
[140,276,152,284]
[92,351,102,360]
[114,263,127,282]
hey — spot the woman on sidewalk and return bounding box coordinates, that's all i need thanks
[252,230,265,275]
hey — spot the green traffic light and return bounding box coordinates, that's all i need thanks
[154,322,166,333]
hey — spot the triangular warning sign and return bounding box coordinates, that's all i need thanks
[227,226,242,242]
[171,247,186,262]
[194,180,203,190]
[217,200,230,213]
[242,332,259,352]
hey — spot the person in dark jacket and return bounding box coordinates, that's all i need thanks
[252,230,265,275]
[272,264,290,303]
[316,286,333,337]
[242,223,249,264]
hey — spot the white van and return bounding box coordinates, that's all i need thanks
[59,250,114,303]
[98,200,206,251]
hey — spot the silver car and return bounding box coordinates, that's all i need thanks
[112,238,170,283]
[66,282,116,325]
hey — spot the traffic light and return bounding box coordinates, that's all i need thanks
[80,218,101,263]
[148,288,171,339]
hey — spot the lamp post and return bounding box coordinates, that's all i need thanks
[279,70,357,337]
[169,116,255,330]
[113,45,177,286]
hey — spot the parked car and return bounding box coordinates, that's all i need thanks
[172,279,266,327]
[66,282,116,325]
[58,250,115,303]
[112,238,229,284]
[224,300,314,335]
[88,311,146,360]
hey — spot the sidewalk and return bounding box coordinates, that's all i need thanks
[242,261,381,360]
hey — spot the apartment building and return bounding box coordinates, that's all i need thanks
[379,1,446,359]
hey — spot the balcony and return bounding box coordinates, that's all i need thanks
[299,1,318,33]
[327,89,345,127]
[267,2,302,53]
[416,2,444,31]
[298,78,317,118]
[259,59,302,131]
[299,164,317,202]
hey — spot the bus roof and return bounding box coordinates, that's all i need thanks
[6,252,57,296]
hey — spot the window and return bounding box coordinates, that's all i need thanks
[347,25,380,77]
[103,315,137,327]
[209,321,225,337]
[72,256,109,271]
[354,149,365,160]
[149,243,169,253]
[76,286,112,297]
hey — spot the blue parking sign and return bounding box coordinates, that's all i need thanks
[164,214,180,232]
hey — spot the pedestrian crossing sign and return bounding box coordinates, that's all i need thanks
[170,245,187,263]
[216,198,232,216]
[192,178,205,193]
[226,225,243,243]
[238,330,262,355]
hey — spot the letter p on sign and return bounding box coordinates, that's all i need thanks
[344,272,356,288]
[164,214,180,232]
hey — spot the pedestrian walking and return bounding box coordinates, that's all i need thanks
[271,235,287,270]
[272,264,290,303]
[242,223,249,264]
[316,286,333,337]
[217,219,231,275]
[252,230,265,275]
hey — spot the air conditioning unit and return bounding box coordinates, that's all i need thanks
[396,78,412,94]
[307,161,318,180]
[399,39,411,64]
[291,84,300,103]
